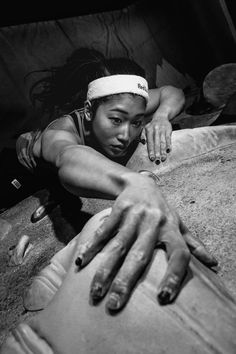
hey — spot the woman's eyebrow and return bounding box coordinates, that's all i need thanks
[110,108,144,117]
[110,108,129,114]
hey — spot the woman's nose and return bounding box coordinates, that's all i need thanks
[117,124,130,143]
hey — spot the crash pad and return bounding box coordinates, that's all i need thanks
[1,207,236,354]
[0,124,236,353]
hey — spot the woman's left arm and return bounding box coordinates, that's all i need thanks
[144,86,185,164]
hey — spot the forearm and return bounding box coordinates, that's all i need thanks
[158,86,185,120]
[147,86,185,122]
[56,144,142,199]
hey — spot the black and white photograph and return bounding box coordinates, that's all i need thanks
[0,1,236,353]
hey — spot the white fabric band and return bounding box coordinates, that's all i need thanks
[87,74,149,102]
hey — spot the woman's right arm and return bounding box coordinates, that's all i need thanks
[40,126,136,199]
[38,125,218,312]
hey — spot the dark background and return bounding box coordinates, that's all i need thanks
[0,0,235,212]
[0,1,135,27]
[0,0,235,28]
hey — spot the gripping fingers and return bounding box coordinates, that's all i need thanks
[153,127,161,164]
[165,131,172,154]
[145,126,156,162]
[179,219,218,267]
[106,228,158,312]
[159,133,167,162]
[158,234,190,305]
[90,239,127,305]
[75,207,121,268]
[90,217,138,304]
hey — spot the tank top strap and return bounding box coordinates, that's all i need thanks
[69,109,86,145]
[70,111,81,134]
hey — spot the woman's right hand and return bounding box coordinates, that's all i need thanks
[74,173,218,312]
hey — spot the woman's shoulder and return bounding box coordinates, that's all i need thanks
[42,109,83,134]
[32,109,85,159]
[45,114,74,130]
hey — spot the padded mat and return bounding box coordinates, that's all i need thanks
[0,125,236,349]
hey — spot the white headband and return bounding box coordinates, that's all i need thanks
[87,74,149,103]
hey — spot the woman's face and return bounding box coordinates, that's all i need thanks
[91,94,146,158]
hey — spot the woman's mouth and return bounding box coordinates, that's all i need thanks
[110,144,127,154]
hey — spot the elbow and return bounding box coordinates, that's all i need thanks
[162,85,185,103]
[56,151,77,195]
[54,147,74,183]
[176,87,185,106]
[161,85,185,113]
[54,146,71,170]
[177,88,186,109]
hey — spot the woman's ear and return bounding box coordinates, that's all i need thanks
[84,100,92,121]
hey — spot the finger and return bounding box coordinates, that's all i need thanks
[90,213,139,303]
[153,127,161,165]
[145,126,155,162]
[165,130,172,154]
[75,207,122,268]
[106,224,159,311]
[179,219,218,267]
[157,230,190,305]
[159,133,167,162]
[140,129,146,144]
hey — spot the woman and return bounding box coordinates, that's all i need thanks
[16,48,217,311]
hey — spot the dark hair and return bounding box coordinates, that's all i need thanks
[27,48,146,118]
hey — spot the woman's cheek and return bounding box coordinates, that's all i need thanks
[131,127,142,141]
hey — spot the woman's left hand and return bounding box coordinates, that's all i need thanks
[143,85,185,164]
[144,116,172,165]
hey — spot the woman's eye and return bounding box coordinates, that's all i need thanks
[110,117,122,125]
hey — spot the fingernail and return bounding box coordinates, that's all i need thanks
[161,156,166,162]
[155,159,160,165]
[140,138,146,145]
[75,256,82,268]
[158,289,172,305]
[150,156,155,162]
[107,293,121,310]
[166,148,170,153]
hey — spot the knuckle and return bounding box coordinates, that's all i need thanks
[111,238,126,256]
[166,273,181,287]
[148,208,166,224]
[95,225,104,238]
[112,278,129,296]
[160,140,166,148]
[133,203,146,215]
[130,249,149,266]
[122,203,145,219]
[94,268,109,282]
[149,208,161,219]
[77,242,90,255]
[117,199,132,211]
